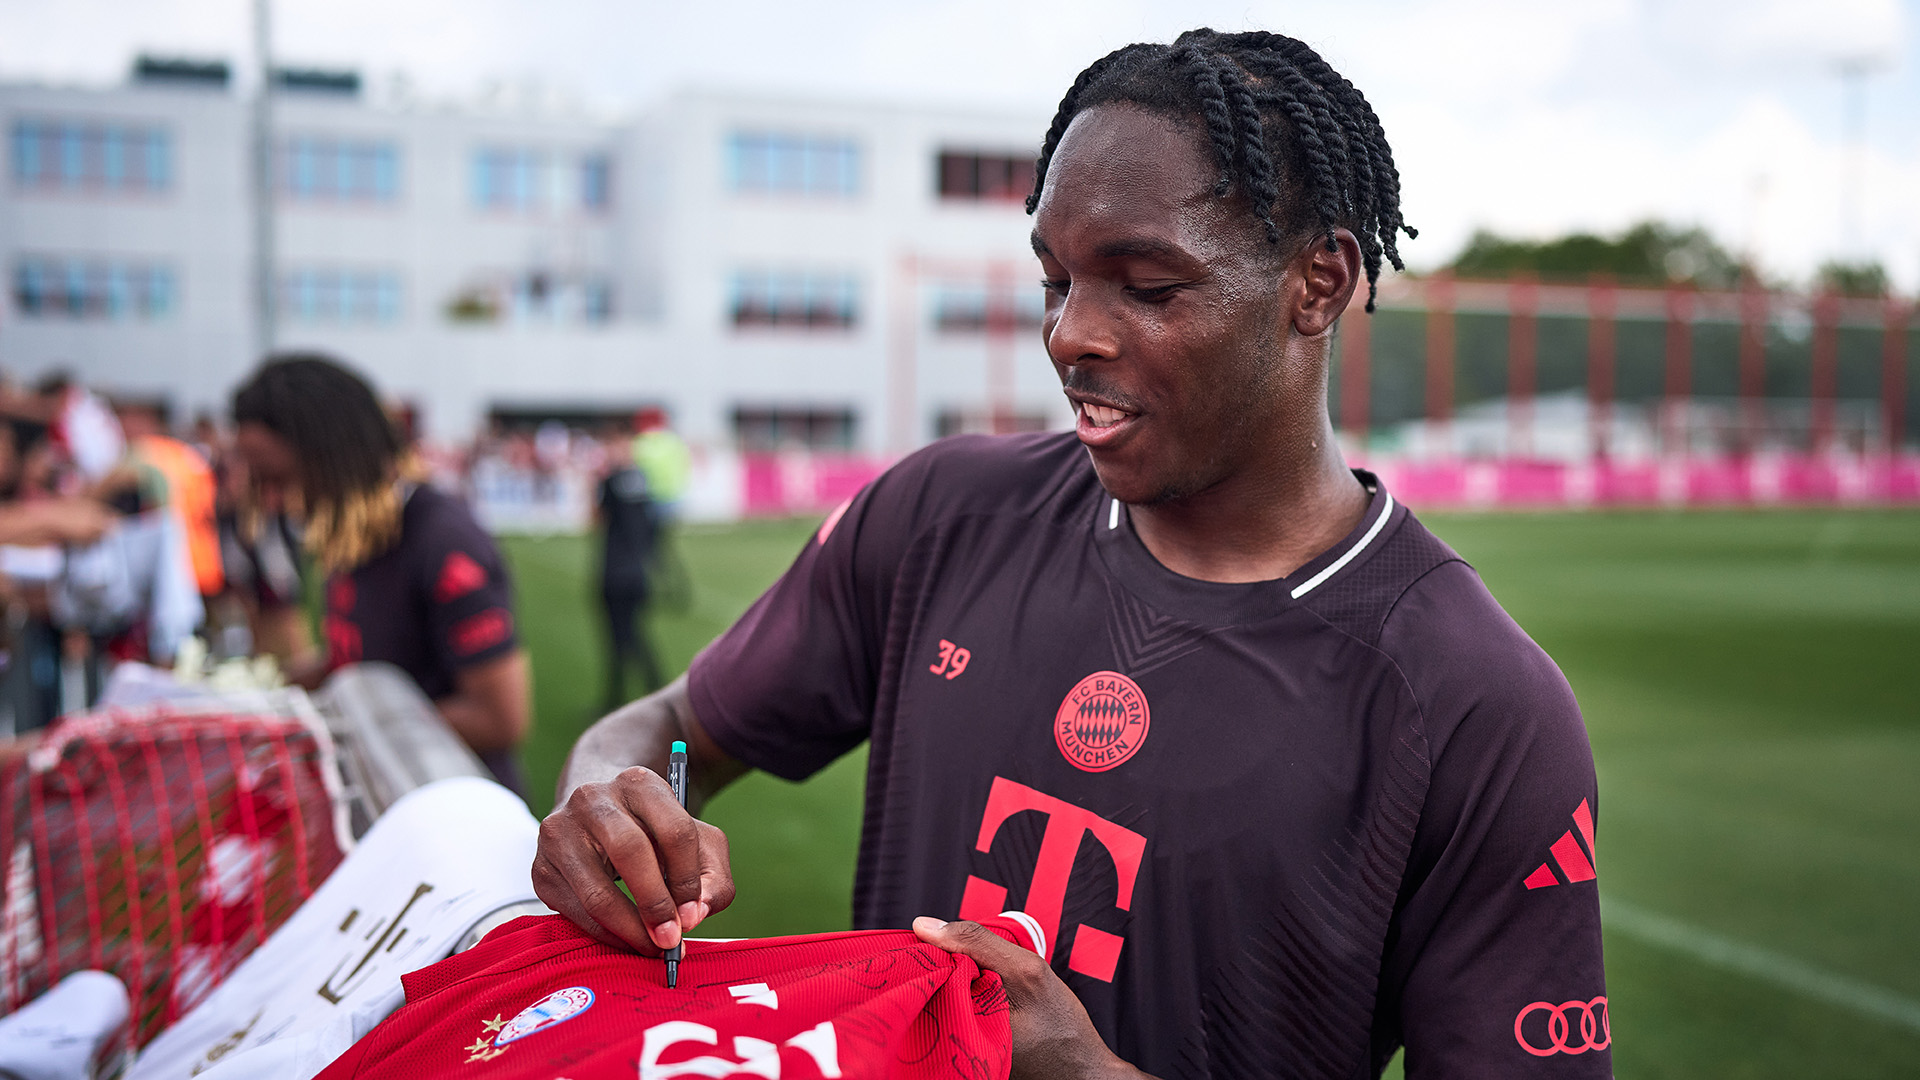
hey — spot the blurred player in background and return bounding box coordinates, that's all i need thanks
[231,355,532,793]
[629,407,691,609]
[534,29,1606,1080]
[596,430,662,710]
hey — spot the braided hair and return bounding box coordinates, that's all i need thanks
[232,353,405,572]
[1028,29,1416,311]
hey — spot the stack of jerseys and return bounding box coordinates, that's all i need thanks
[317,913,1048,1080]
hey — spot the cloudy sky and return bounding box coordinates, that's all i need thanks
[3,0,1916,288]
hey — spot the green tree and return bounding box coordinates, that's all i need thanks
[1814,260,1889,298]
[1449,221,1743,288]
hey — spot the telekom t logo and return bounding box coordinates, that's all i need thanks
[957,776,1146,983]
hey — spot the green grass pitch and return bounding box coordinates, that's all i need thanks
[501,508,1920,1079]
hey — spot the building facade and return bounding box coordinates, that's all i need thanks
[1,61,1065,452]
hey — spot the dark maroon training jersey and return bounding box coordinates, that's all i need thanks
[689,433,1609,1079]
[323,484,522,789]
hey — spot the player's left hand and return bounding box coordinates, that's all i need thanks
[914,917,1154,1080]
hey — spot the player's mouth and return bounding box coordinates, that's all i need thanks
[1072,398,1138,448]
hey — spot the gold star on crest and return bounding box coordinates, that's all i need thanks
[464,1036,492,1055]
[481,1014,506,1032]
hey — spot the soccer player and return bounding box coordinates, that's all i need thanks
[535,29,1608,1078]
[232,355,532,793]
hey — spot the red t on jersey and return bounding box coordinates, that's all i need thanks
[316,913,1046,1080]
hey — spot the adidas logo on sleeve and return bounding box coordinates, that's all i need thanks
[315,913,1046,1080]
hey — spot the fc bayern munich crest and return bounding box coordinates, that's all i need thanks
[1055,671,1151,772]
[495,986,595,1046]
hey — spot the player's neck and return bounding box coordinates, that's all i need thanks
[1129,420,1369,585]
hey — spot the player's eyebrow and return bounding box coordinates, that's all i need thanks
[1030,232,1196,266]
[1092,237,1190,262]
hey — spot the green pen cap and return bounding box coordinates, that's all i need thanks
[671,741,687,754]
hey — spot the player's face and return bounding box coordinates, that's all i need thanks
[234,421,301,493]
[1033,104,1295,506]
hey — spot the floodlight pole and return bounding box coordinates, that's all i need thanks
[251,0,277,359]
[1833,56,1885,261]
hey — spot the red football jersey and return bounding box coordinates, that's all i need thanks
[315,913,1046,1080]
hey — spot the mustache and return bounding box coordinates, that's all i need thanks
[1059,371,1144,413]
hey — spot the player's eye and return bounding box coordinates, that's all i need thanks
[1040,278,1069,296]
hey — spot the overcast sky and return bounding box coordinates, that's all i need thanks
[3,0,1916,289]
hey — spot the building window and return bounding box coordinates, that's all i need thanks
[443,271,613,325]
[280,268,401,323]
[580,154,611,211]
[937,151,1034,202]
[13,255,174,319]
[732,407,857,452]
[931,283,1045,333]
[10,118,170,194]
[727,133,859,197]
[935,408,1050,438]
[472,148,611,213]
[730,269,858,329]
[280,137,398,202]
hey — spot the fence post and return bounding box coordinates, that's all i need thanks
[888,253,918,453]
[1339,303,1371,449]
[1587,276,1616,460]
[985,259,1017,433]
[1738,273,1768,454]
[1663,286,1694,457]
[1507,275,1538,458]
[1884,298,1909,453]
[1811,290,1840,455]
[1425,271,1455,454]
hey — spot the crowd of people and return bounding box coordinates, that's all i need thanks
[0,356,683,799]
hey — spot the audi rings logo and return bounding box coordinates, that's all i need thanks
[1514,996,1610,1057]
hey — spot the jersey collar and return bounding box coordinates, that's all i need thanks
[1090,470,1402,626]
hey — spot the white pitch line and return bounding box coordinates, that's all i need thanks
[1603,895,1920,1035]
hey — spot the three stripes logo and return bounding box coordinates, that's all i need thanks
[1522,799,1598,890]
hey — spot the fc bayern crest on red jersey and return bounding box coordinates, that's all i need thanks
[495,986,594,1046]
[1055,671,1150,772]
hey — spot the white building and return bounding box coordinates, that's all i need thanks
[0,58,1067,453]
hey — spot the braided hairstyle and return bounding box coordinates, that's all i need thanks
[232,353,405,572]
[1028,29,1416,311]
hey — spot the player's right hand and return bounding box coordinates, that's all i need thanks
[533,765,735,955]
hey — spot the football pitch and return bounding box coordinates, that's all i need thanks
[501,508,1920,1079]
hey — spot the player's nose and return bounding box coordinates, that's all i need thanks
[1046,286,1121,369]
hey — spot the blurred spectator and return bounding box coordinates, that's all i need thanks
[595,433,661,709]
[231,354,531,793]
[630,407,691,608]
[0,379,203,729]
[214,424,315,669]
[116,401,224,599]
[630,408,690,515]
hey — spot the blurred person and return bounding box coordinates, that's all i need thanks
[215,478,312,667]
[116,401,224,600]
[232,354,531,793]
[594,434,661,710]
[533,29,1605,1080]
[629,407,691,607]
[35,373,125,486]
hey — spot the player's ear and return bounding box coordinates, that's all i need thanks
[1291,227,1362,338]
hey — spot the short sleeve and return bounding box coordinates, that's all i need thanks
[688,456,926,782]
[1375,565,1611,1078]
[416,494,520,674]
